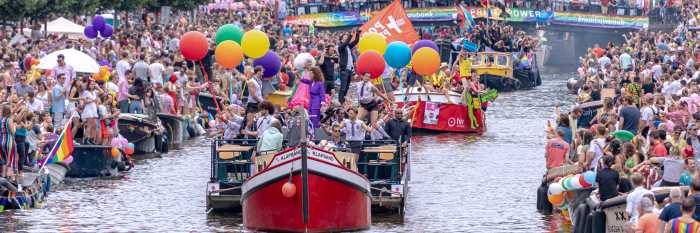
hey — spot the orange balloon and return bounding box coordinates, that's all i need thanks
[411,47,440,76]
[111,147,120,158]
[548,193,564,206]
[215,41,244,69]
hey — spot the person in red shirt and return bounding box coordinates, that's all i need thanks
[546,129,571,169]
[651,130,668,157]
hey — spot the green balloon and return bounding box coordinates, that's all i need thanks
[215,24,244,45]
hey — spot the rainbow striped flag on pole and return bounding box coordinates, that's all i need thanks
[41,120,74,167]
[457,4,476,32]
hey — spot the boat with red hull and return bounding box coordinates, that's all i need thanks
[395,87,486,134]
[241,145,371,232]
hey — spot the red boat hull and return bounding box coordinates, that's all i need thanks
[402,101,485,134]
[242,147,371,232]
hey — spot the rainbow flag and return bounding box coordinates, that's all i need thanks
[44,121,74,165]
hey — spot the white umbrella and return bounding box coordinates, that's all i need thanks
[37,48,99,74]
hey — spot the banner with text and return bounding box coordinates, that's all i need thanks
[285,7,648,29]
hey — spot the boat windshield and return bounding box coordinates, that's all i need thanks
[497,55,509,67]
[472,54,482,66]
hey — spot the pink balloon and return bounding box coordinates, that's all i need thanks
[63,156,74,165]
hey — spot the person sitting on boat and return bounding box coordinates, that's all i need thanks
[545,129,570,170]
[243,101,275,139]
[664,197,700,233]
[598,154,622,202]
[357,72,390,129]
[257,119,283,153]
[339,108,373,155]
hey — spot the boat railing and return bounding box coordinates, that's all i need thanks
[472,52,512,69]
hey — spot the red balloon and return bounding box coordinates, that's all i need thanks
[282,182,296,198]
[124,146,135,155]
[355,51,385,79]
[179,31,209,61]
[310,49,319,57]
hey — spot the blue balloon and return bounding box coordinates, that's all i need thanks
[384,41,411,69]
[583,171,596,185]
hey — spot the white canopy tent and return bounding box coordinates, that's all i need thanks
[45,17,85,35]
[37,49,99,74]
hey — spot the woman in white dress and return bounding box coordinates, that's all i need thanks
[81,81,102,144]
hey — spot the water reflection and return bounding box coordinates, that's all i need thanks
[0,74,574,232]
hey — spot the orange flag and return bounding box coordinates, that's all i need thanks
[360,0,419,44]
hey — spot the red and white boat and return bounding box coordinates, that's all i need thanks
[394,87,486,134]
[241,145,371,232]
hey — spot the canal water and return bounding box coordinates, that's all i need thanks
[1,73,575,232]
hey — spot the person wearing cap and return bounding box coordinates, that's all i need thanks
[634,197,660,233]
[659,187,685,231]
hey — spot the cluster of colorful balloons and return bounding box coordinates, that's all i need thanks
[182,25,280,79]
[547,171,596,206]
[84,15,113,39]
[110,137,133,158]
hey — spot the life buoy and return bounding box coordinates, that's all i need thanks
[512,79,522,90]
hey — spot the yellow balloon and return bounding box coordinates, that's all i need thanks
[241,30,270,59]
[358,33,387,54]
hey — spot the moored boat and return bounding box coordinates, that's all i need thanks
[157,113,186,149]
[197,92,228,118]
[118,113,163,154]
[66,145,118,178]
[472,51,541,91]
[394,87,488,134]
[241,145,371,232]
[0,172,52,211]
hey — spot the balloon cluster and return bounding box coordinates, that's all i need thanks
[110,137,133,158]
[547,171,596,206]
[84,15,113,39]
[355,32,442,78]
[182,25,280,79]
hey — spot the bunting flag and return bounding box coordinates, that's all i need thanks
[44,120,74,165]
[360,0,419,44]
[457,4,476,32]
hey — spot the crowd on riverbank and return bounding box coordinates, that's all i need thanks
[0,1,535,182]
[546,5,700,232]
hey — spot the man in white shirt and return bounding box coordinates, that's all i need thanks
[132,54,150,82]
[26,91,44,113]
[52,54,75,88]
[116,51,131,80]
[149,58,165,86]
[625,174,653,224]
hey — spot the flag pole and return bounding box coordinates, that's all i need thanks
[40,113,76,170]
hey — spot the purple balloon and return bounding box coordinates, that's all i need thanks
[412,40,439,54]
[84,26,98,39]
[253,51,281,78]
[93,15,106,31]
[99,59,109,66]
[100,25,113,38]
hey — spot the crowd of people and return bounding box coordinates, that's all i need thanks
[545,5,700,232]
